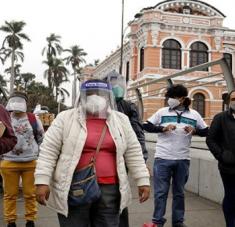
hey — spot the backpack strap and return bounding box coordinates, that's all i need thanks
[27,112,38,143]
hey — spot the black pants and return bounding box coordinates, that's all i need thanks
[58,184,120,227]
[220,171,235,227]
[119,207,129,227]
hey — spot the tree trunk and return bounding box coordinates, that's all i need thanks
[55,86,58,102]
[10,48,15,94]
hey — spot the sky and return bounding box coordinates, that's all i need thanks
[0,0,234,105]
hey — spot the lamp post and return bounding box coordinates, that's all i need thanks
[119,0,124,76]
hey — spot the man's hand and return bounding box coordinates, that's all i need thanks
[184,126,196,134]
[138,185,150,203]
[36,184,50,206]
[163,124,176,132]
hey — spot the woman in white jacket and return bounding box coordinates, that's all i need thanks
[35,79,150,227]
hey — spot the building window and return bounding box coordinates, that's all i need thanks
[126,61,130,82]
[223,53,232,71]
[190,42,208,71]
[162,39,181,69]
[193,93,205,117]
[140,47,144,72]
[182,6,191,14]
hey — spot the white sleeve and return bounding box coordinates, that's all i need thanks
[147,111,161,125]
[195,111,208,129]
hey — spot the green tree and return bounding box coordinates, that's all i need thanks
[43,58,69,101]
[0,20,30,94]
[42,33,63,60]
[0,47,24,64]
[21,73,36,91]
[63,45,87,74]
[27,81,67,114]
[5,64,22,90]
[63,45,87,105]
[42,34,63,90]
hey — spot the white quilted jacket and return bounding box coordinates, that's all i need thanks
[35,108,150,216]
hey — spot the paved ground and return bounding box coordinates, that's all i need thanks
[0,183,225,227]
[0,138,225,227]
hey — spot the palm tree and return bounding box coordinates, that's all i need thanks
[42,34,63,89]
[5,64,22,90]
[42,33,63,60]
[0,47,24,64]
[43,58,69,101]
[56,87,70,103]
[63,45,87,105]
[42,57,54,90]
[21,73,36,92]
[0,20,30,94]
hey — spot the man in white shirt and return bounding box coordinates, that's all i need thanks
[144,84,208,227]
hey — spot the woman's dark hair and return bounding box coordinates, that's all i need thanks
[183,97,191,107]
[165,84,188,98]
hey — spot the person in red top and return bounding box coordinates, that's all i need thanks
[0,104,17,154]
[35,79,150,227]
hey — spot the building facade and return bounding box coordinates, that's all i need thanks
[92,0,235,122]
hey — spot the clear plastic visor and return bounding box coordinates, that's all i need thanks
[79,82,116,119]
[106,71,126,99]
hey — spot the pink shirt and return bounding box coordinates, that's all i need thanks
[76,118,118,184]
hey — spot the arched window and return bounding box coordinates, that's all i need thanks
[223,53,232,71]
[162,39,181,69]
[193,93,205,117]
[190,42,208,71]
[140,47,144,72]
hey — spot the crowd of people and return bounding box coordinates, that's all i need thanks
[0,73,234,227]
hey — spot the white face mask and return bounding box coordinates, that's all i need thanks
[86,95,107,114]
[167,98,180,109]
[230,101,235,111]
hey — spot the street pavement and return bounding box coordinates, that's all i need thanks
[0,139,225,227]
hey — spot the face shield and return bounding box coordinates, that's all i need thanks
[6,96,27,113]
[106,70,126,100]
[80,80,116,119]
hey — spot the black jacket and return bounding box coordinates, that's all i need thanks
[206,109,235,174]
[116,99,148,161]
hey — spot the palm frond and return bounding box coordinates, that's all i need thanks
[18,33,31,41]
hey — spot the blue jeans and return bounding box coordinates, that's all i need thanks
[220,171,235,227]
[152,159,190,225]
[58,184,120,227]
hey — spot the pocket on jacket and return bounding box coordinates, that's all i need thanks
[222,150,235,165]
